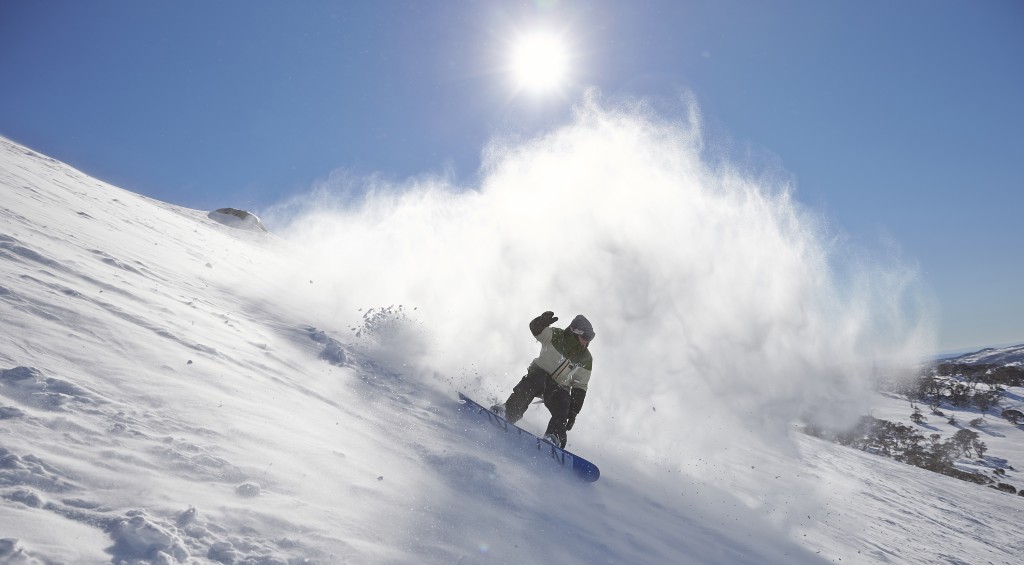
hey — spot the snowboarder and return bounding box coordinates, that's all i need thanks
[493,311,594,449]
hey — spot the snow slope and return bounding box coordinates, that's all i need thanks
[1,136,1022,564]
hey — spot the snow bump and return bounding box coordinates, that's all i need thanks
[0,366,93,411]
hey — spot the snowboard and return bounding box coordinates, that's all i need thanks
[457,392,601,482]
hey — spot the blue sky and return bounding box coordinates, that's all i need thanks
[1,0,1021,353]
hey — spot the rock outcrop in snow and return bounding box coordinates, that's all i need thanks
[206,208,268,232]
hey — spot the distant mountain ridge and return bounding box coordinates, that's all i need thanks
[947,344,1024,366]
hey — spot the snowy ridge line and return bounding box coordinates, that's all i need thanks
[947,343,1024,366]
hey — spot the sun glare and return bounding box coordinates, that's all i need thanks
[510,31,569,94]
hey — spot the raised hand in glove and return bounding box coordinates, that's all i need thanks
[530,311,559,336]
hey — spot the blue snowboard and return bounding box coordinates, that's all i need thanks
[457,392,600,482]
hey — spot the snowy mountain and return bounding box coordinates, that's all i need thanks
[946,344,1024,367]
[2,135,1023,564]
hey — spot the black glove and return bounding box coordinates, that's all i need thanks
[530,311,558,336]
[566,412,577,431]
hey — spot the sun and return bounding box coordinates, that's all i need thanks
[510,31,570,94]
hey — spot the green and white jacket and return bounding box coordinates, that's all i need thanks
[531,326,593,391]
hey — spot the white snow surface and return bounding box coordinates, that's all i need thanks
[1,134,1022,564]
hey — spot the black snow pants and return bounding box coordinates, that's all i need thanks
[503,364,571,447]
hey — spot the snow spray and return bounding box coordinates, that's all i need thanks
[266,94,934,488]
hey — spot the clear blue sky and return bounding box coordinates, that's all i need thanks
[1,0,1021,352]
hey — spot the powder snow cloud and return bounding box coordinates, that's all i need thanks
[263,94,935,483]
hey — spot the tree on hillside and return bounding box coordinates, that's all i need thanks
[965,369,984,391]
[885,421,923,454]
[991,366,1024,386]
[897,443,929,467]
[1001,409,1024,425]
[916,375,943,404]
[972,437,987,459]
[910,408,926,425]
[950,429,981,458]
[835,416,873,449]
[948,382,970,406]
[974,389,1001,414]
[924,441,957,472]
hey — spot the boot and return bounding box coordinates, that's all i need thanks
[543,433,564,448]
